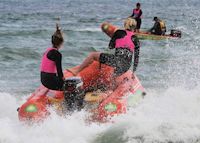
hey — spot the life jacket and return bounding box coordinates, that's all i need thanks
[159,20,166,32]
[115,30,135,52]
[133,9,142,19]
[40,48,57,73]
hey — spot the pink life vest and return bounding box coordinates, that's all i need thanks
[40,48,57,73]
[133,9,142,18]
[115,30,135,52]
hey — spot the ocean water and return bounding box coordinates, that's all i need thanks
[0,0,200,142]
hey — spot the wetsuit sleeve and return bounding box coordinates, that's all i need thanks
[108,30,126,49]
[47,50,64,80]
[138,10,142,18]
[132,35,140,72]
[150,22,157,32]
[131,9,135,17]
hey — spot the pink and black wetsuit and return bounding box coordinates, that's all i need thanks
[40,47,64,90]
[131,8,142,30]
[99,30,140,76]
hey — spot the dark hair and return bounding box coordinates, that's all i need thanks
[153,17,158,21]
[136,2,141,6]
[51,24,64,48]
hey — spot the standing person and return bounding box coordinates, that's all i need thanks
[130,2,142,32]
[70,18,140,77]
[40,24,64,90]
[150,17,166,35]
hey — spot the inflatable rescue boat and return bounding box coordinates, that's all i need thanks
[101,22,181,40]
[18,61,145,122]
[18,21,146,122]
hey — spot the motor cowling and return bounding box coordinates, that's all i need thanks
[170,29,182,38]
[63,77,85,111]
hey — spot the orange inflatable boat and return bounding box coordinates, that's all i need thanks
[18,61,145,122]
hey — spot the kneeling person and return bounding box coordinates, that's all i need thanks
[150,17,166,35]
[71,18,140,77]
[40,24,64,90]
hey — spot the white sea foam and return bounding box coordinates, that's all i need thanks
[1,87,200,143]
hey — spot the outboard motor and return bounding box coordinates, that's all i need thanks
[170,29,182,38]
[63,77,85,112]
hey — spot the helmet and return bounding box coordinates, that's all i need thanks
[124,18,137,31]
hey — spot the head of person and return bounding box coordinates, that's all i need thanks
[124,18,137,31]
[153,17,159,22]
[52,24,64,49]
[136,2,141,9]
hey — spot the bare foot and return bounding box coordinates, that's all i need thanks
[66,69,78,76]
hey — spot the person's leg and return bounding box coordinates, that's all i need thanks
[99,53,118,89]
[136,19,141,33]
[41,73,64,90]
[70,52,101,75]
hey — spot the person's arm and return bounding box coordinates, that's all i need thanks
[130,9,135,17]
[47,50,64,80]
[55,53,63,80]
[137,10,142,18]
[149,26,153,32]
[108,30,126,49]
[149,22,157,32]
[132,35,140,72]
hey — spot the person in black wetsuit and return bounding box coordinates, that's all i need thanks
[70,18,140,77]
[130,2,142,32]
[150,17,166,35]
[40,24,64,90]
